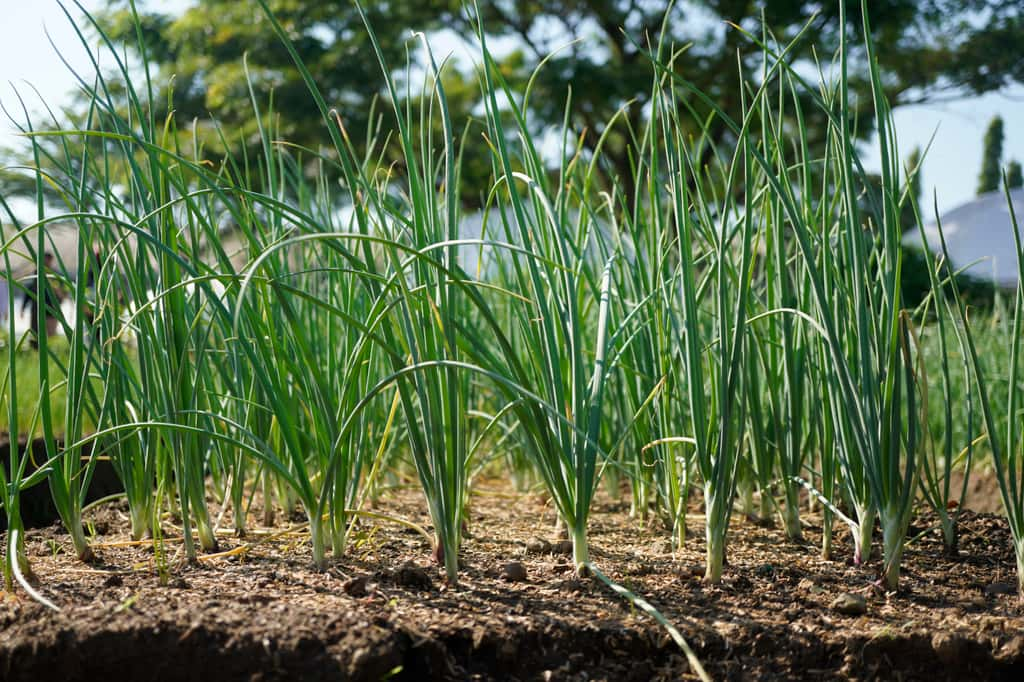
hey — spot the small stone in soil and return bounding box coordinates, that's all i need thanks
[503,561,528,582]
[525,539,550,555]
[830,592,867,616]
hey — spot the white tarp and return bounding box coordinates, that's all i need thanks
[904,187,1024,288]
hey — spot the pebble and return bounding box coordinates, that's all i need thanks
[503,561,528,582]
[830,592,867,616]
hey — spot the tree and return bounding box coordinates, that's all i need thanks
[81,1,469,183]
[8,1,1024,207]
[978,115,1005,195]
[470,1,1024,203]
[1008,160,1023,189]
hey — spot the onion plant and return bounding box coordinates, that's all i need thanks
[827,5,919,588]
[653,60,759,583]
[255,0,484,581]
[906,184,976,554]
[38,237,102,563]
[612,30,693,547]
[471,8,623,573]
[3,92,104,563]
[943,178,1024,598]
[27,2,256,562]
[361,15,475,582]
[0,205,49,588]
[616,194,692,545]
[649,2,922,587]
[746,71,814,540]
[5,0,1010,610]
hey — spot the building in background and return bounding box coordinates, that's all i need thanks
[905,187,1024,288]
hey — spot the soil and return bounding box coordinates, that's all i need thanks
[1,477,1023,681]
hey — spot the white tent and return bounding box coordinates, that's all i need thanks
[904,187,1024,289]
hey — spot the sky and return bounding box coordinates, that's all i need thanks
[3,1,1024,219]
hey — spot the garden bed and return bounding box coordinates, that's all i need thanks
[1,483,1022,681]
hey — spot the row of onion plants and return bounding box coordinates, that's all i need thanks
[3,0,1022,603]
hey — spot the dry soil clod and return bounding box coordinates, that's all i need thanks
[552,539,573,555]
[983,581,1016,596]
[502,561,528,582]
[830,592,868,616]
[525,539,550,555]
[342,575,370,597]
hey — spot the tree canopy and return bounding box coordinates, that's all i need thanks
[5,0,1024,206]
[978,115,1005,195]
[1007,159,1023,190]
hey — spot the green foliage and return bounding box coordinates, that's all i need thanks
[978,115,1005,195]
[9,1,1024,208]
[6,0,1024,608]
[0,340,77,437]
[1008,160,1023,189]
[901,246,999,312]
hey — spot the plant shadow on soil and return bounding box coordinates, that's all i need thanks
[1,474,1023,681]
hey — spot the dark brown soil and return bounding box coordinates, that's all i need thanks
[1,479,1023,681]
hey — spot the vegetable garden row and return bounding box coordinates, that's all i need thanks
[2,0,1022,623]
